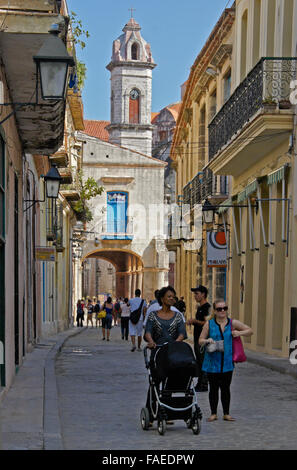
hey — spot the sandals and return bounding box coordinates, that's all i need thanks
[207,414,218,422]
[207,414,235,422]
[223,415,236,421]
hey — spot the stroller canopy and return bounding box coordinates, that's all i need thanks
[154,342,197,380]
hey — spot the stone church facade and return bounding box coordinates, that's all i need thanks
[76,17,169,301]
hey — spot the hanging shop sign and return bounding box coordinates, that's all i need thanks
[35,246,56,262]
[207,231,227,268]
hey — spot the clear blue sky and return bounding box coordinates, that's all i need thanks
[67,0,232,120]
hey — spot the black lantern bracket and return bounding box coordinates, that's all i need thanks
[23,164,62,212]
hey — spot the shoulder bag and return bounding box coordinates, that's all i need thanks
[98,309,106,319]
[231,318,247,363]
[130,299,144,325]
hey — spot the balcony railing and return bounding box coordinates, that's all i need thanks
[101,217,134,240]
[183,169,228,208]
[209,57,297,160]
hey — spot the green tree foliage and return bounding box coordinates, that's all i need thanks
[70,11,90,90]
[73,171,104,222]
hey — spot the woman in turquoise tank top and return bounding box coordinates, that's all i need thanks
[199,299,253,422]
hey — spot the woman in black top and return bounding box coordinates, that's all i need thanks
[144,286,186,348]
[144,286,186,426]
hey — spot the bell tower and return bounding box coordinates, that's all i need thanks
[106,17,156,156]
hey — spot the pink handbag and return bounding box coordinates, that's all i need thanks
[231,319,247,363]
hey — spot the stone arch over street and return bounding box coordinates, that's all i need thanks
[82,248,145,299]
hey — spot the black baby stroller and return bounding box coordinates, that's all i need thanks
[140,341,203,435]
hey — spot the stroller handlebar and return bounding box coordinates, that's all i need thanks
[143,343,168,368]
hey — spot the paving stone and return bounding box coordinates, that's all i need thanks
[55,326,297,450]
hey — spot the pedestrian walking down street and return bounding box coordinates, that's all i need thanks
[175,296,186,314]
[113,298,121,326]
[144,285,187,424]
[199,299,253,422]
[86,299,94,328]
[76,299,84,327]
[129,289,147,352]
[143,290,185,328]
[144,286,187,348]
[101,297,114,341]
[187,285,210,392]
[120,297,130,340]
[94,299,101,328]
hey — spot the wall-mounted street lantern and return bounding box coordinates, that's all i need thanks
[33,24,75,101]
[24,164,62,211]
[44,164,63,198]
[0,24,75,126]
[202,198,216,224]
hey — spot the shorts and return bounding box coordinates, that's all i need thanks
[129,319,143,337]
[102,314,112,330]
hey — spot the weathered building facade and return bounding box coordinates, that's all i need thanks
[172,0,297,358]
[170,6,235,319]
[208,0,297,358]
[0,0,84,392]
[76,134,168,302]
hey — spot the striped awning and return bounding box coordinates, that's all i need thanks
[237,180,258,203]
[267,165,288,185]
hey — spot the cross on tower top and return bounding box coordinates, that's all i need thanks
[129,7,136,18]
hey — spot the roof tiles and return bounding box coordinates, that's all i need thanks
[83,120,110,142]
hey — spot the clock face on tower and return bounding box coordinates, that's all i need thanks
[130,89,140,100]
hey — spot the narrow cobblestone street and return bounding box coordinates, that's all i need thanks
[56,325,297,450]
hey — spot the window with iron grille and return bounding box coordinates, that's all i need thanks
[46,198,56,242]
[55,200,64,252]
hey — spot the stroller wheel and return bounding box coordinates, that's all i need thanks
[157,419,166,436]
[185,419,192,429]
[191,413,202,435]
[140,407,150,430]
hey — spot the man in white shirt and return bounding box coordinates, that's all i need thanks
[129,289,147,352]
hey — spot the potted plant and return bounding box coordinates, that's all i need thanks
[262,96,277,111]
[278,99,291,109]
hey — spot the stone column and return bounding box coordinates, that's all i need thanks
[127,272,132,298]
[137,270,143,292]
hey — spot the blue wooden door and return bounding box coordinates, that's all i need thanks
[107,192,127,238]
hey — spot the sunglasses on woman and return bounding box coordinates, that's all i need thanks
[216,306,228,312]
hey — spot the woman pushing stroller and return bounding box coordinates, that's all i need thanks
[144,285,187,350]
[144,286,188,428]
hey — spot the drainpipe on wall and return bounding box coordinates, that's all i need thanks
[0,339,3,448]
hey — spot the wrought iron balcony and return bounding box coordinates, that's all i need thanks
[182,169,228,208]
[209,57,297,160]
[101,217,134,240]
